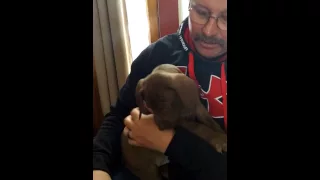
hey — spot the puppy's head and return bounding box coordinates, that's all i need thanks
[151,64,183,74]
[138,72,201,130]
[135,64,183,120]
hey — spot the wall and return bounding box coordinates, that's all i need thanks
[179,0,190,23]
[125,0,190,60]
[125,0,150,61]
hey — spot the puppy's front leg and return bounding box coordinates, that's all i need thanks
[138,165,163,180]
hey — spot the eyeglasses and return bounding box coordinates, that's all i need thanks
[188,3,227,31]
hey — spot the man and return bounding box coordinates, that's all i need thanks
[93,0,227,179]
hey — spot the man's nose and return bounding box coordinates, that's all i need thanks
[202,18,219,37]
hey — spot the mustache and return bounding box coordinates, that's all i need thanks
[194,34,225,46]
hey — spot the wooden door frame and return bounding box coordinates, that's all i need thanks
[146,0,179,43]
[93,58,104,137]
[146,0,159,43]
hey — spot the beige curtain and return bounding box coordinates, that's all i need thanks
[93,0,132,115]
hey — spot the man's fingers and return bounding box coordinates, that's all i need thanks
[123,127,134,140]
[124,115,134,129]
[93,170,112,180]
[123,127,129,136]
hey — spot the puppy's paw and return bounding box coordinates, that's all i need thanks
[222,143,227,152]
[213,143,227,153]
[215,144,223,153]
[210,136,227,153]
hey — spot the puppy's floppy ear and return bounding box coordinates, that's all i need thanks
[170,74,201,119]
[151,74,201,130]
[135,79,144,107]
[152,88,183,130]
[135,79,148,119]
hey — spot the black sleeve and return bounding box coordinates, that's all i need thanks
[165,126,227,180]
[93,45,153,176]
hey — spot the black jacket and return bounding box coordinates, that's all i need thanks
[93,18,227,180]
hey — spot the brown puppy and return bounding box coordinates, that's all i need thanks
[121,64,227,180]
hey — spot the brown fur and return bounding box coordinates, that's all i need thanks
[121,64,227,180]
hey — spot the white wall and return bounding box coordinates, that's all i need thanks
[125,0,150,61]
[125,0,190,61]
[179,0,190,23]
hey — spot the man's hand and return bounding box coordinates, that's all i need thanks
[123,107,174,153]
[93,170,111,180]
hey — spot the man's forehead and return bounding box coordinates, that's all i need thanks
[192,0,227,13]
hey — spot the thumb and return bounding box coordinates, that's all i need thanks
[130,107,140,121]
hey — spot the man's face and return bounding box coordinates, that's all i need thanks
[188,0,227,58]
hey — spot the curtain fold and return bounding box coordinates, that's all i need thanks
[93,0,132,115]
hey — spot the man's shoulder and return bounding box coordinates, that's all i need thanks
[147,33,186,64]
[131,33,187,75]
[155,33,180,45]
[134,33,180,62]
[152,33,181,52]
